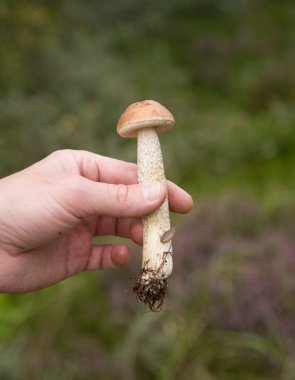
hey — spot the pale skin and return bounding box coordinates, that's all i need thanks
[0,149,193,293]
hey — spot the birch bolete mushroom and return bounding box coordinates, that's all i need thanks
[117,100,175,311]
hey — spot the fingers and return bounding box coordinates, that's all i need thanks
[89,153,137,184]
[95,216,143,245]
[70,150,139,185]
[35,150,138,185]
[85,244,131,270]
[67,178,167,218]
[74,151,193,214]
[167,181,194,214]
[43,151,193,216]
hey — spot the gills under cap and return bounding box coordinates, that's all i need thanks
[117,100,175,138]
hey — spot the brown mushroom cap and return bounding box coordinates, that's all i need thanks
[117,100,175,138]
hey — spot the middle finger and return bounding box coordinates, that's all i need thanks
[94,216,143,245]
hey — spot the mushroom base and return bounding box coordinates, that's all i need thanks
[133,269,168,312]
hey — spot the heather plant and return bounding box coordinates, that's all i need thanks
[110,195,295,379]
[5,195,293,379]
[172,196,295,340]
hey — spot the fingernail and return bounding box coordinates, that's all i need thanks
[142,182,163,203]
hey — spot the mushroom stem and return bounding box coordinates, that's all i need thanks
[133,127,173,310]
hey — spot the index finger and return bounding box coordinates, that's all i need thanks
[94,154,138,184]
[167,181,194,214]
[74,150,138,185]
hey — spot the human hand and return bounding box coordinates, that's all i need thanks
[0,150,193,293]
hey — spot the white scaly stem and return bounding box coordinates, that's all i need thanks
[137,127,173,279]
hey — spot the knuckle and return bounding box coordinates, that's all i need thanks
[49,149,73,160]
[115,184,130,206]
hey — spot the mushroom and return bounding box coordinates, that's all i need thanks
[117,100,175,311]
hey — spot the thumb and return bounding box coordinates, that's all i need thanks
[67,178,167,218]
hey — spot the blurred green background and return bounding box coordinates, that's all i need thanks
[0,0,295,379]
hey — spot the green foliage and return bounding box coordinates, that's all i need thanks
[0,0,295,379]
[1,0,294,194]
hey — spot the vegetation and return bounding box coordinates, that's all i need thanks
[0,0,294,378]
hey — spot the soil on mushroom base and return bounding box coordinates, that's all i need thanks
[133,251,172,312]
